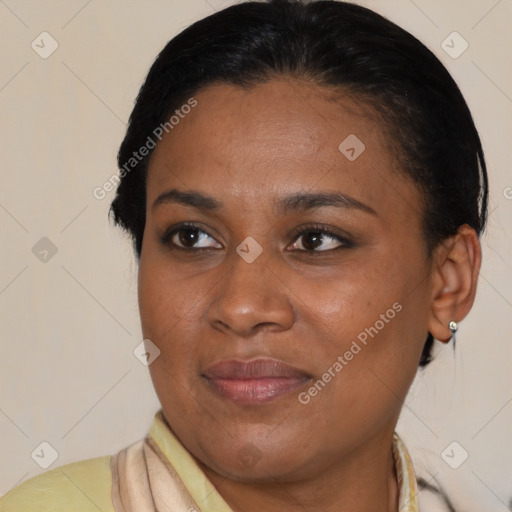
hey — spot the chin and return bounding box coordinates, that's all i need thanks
[198,440,314,483]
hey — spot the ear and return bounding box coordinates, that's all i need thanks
[427,224,482,343]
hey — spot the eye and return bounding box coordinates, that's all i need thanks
[161,222,352,253]
[288,225,352,252]
[161,223,222,250]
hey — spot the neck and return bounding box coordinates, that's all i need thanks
[198,430,400,512]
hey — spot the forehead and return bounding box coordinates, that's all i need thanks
[146,79,420,221]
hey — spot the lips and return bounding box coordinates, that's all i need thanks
[202,358,311,405]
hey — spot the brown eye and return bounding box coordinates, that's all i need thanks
[289,226,353,252]
[300,231,325,251]
[177,227,202,248]
[161,223,222,250]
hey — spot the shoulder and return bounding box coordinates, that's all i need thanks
[0,456,114,512]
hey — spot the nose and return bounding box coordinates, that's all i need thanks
[207,250,295,338]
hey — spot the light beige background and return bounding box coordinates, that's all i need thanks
[0,0,511,509]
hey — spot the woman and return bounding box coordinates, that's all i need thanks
[0,0,487,511]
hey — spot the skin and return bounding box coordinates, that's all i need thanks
[137,78,481,512]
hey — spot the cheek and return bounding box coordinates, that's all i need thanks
[302,254,407,336]
[138,257,206,409]
[138,251,201,339]
[303,247,429,382]
[137,262,205,408]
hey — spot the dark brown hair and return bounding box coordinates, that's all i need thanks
[110,0,488,367]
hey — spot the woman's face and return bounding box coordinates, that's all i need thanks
[138,78,434,481]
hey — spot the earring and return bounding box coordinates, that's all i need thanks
[449,321,458,341]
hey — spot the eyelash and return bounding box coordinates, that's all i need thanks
[160,222,353,253]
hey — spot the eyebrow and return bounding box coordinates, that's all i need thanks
[152,188,377,216]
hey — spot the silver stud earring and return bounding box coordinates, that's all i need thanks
[449,321,458,341]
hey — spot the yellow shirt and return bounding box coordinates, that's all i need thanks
[0,410,419,511]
